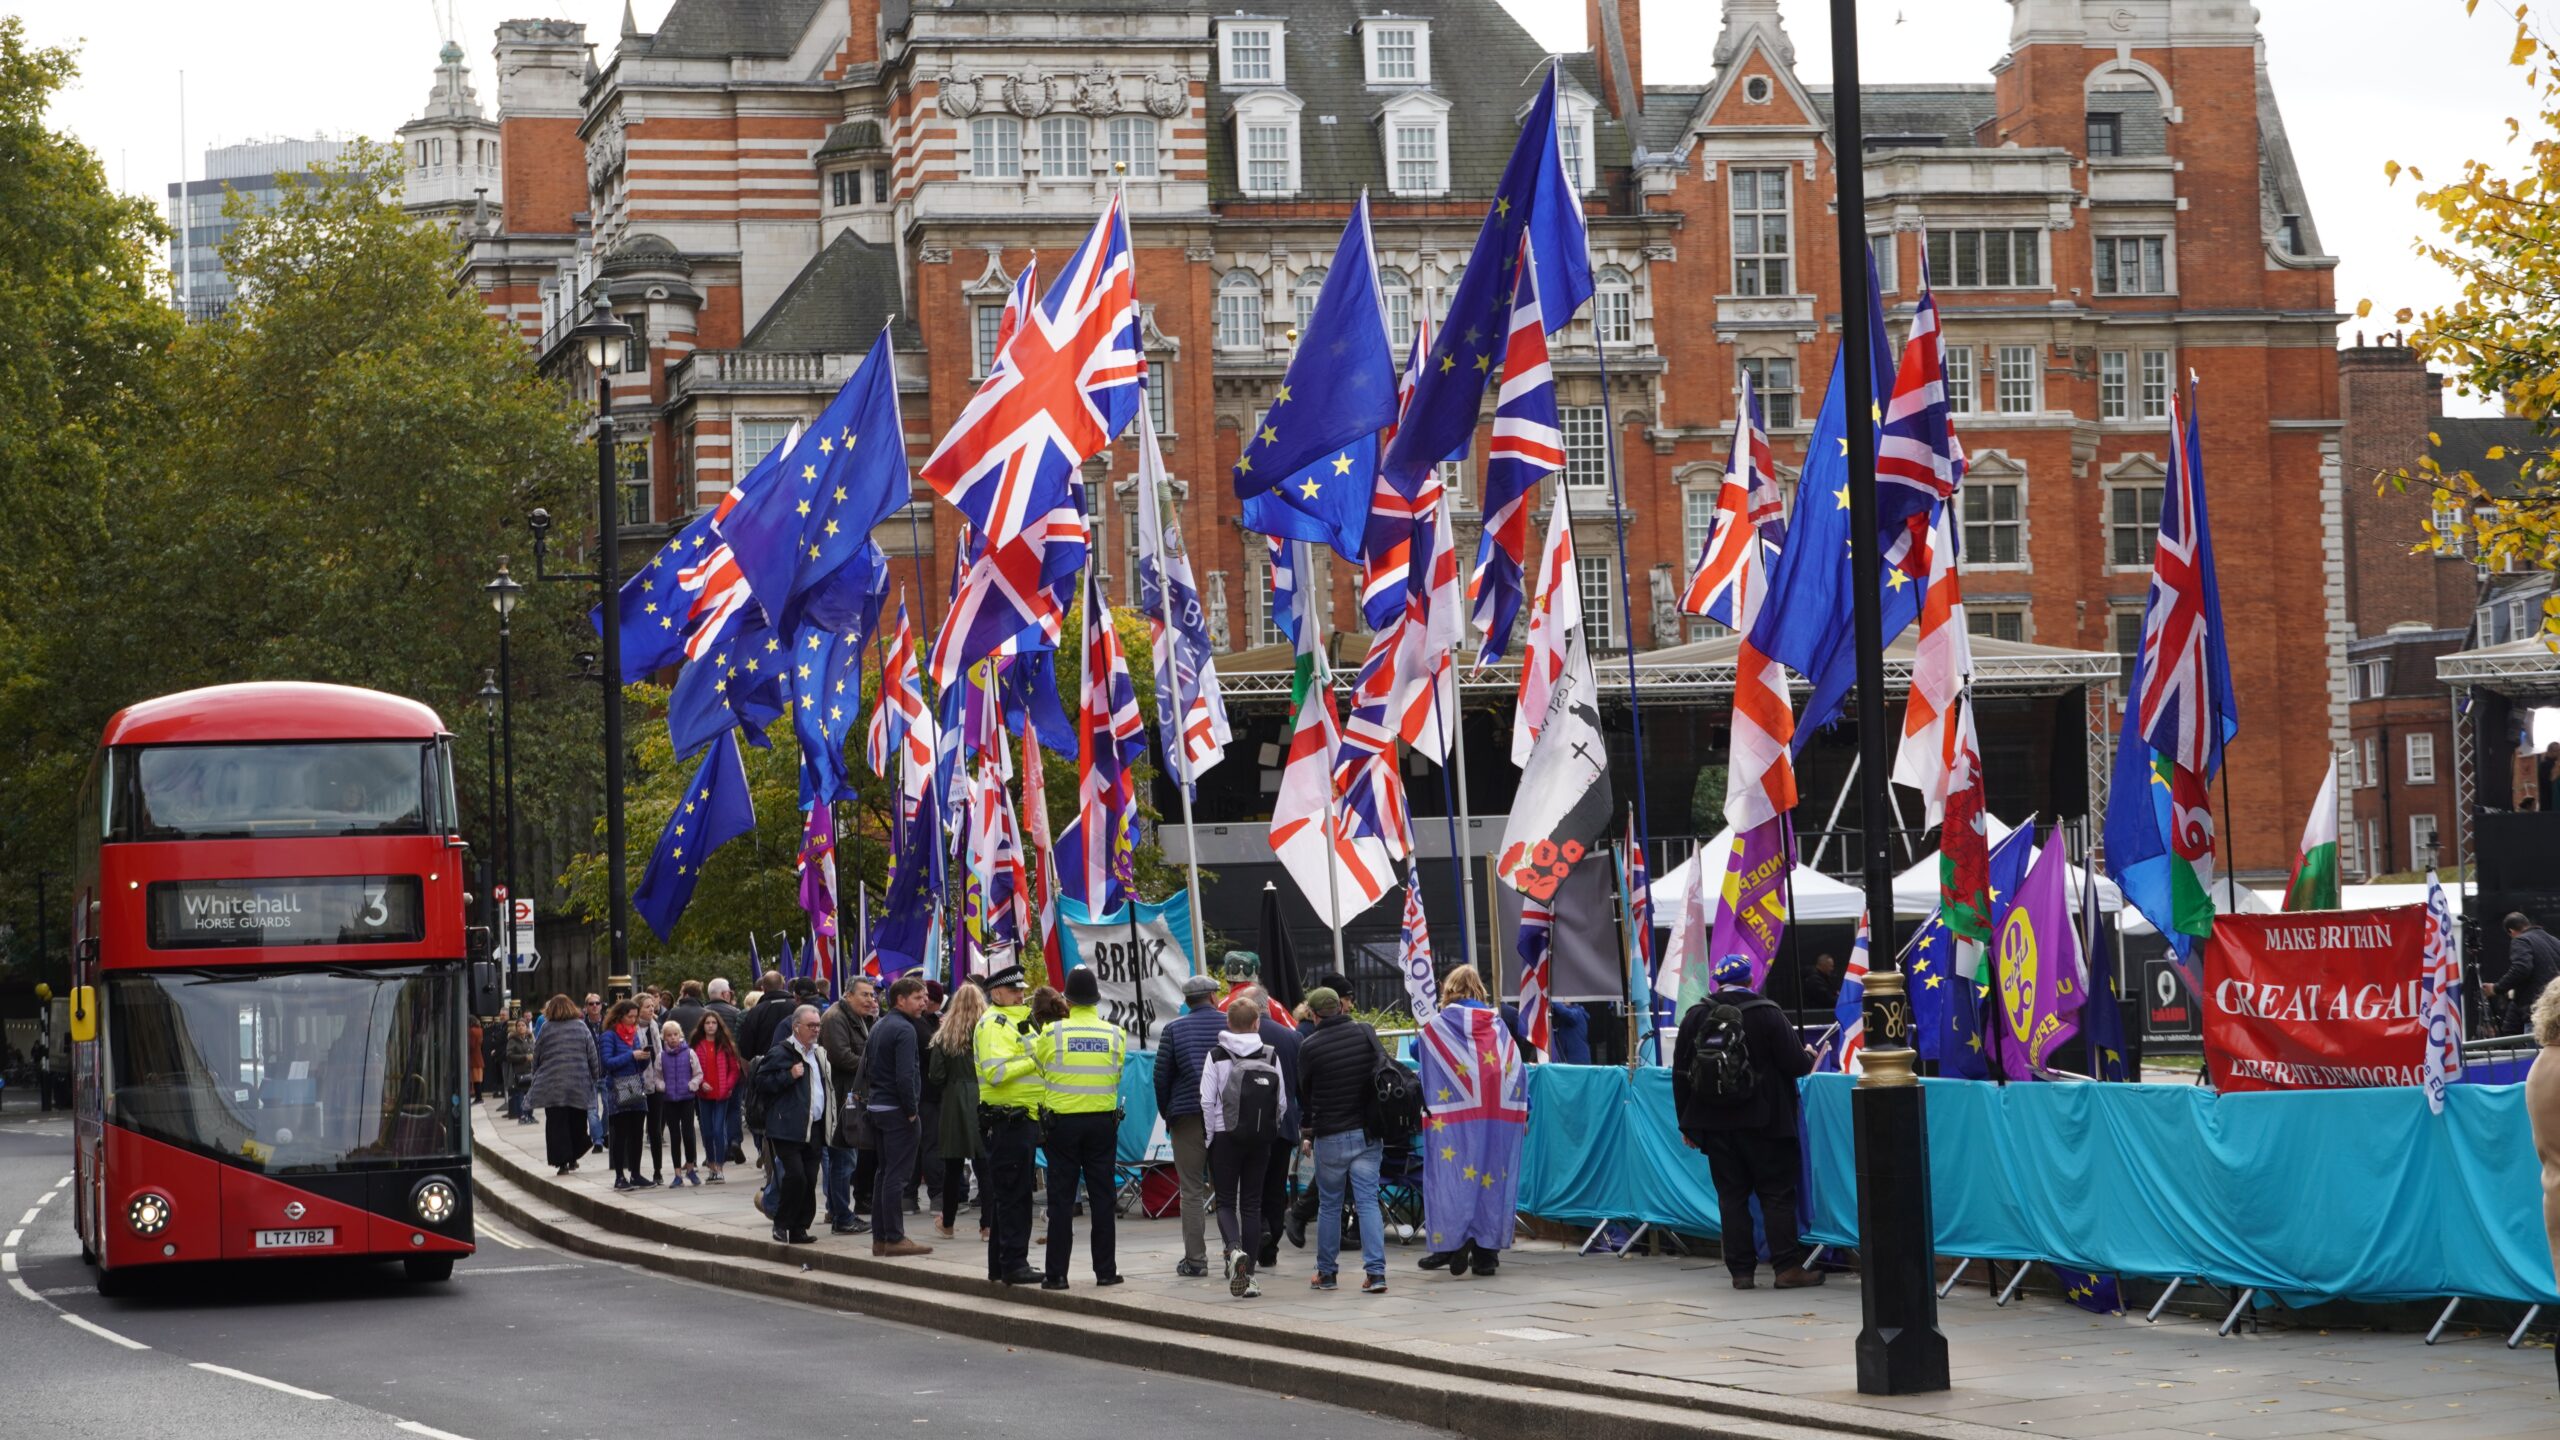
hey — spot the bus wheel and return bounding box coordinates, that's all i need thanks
[79,1242,95,1266]
[403,1256,455,1283]
[94,1266,133,1298]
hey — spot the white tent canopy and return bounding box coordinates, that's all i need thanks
[1650,827,1867,923]
[1888,815,2125,918]
[2117,880,2277,936]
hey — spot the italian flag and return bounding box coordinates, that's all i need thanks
[2282,755,2341,911]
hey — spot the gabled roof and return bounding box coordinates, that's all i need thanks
[638,0,830,58]
[743,230,924,353]
[1807,85,1998,150]
[1202,0,1632,202]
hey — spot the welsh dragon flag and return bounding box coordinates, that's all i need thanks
[2282,755,2340,912]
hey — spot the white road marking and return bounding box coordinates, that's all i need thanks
[62,1313,149,1350]
[37,1190,58,1205]
[35,1285,93,1298]
[471,1222,529,1251]
[9,1277,46,1303]
[3,1253,16,1274]
[58,1175,71,1186]
[5,1228,22,1247]
[16,1209,36,1226]
[396,1421,478,1440]
[453,1262,581,1277]
[190,1362,329,1400]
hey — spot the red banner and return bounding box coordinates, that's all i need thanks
[2204,907,2430,1093]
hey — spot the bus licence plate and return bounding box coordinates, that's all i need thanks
[253,1228,335,1249]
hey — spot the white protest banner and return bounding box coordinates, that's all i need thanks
[1057,891,1198,1046]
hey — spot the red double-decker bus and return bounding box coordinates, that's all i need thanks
[67,682,477,1291]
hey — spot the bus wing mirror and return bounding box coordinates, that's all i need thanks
[67,985,97,1044]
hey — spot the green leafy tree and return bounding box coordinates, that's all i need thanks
[0,25,178,981]
[2383,1,2560,606]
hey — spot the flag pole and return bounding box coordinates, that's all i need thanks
[1307,542,1350,978]
[1618,802,1639,1076]
[1831,0,1950,1397]
[1427,676,1476,983]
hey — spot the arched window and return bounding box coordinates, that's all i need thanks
[1594,267,1634,345]
[1293,266,1328,334]
[1217,270,1265,350]
[1378,268,1414,352]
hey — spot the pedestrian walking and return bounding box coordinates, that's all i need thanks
[867,976,935,1258]
[911,981,946,1215]
[669,979,708,1040]
[704,976,750,1164]
[529,995,603,1175]
[820,977,879,1235]
[690,1009,742,1184]
[1233,984,1301,1268]
[929,982,988,1240]
[469,1017,487,1100]
[634,992,669,1186]
[1672,954,1821,1290]
[974,959,1044,1286]
[756,1004,835,1245]
[582,992,609,1152]
[1415,966,1526,1279]
[504,1014,536,1122]
[736,970,795,1064]
[1199,994,1284,1299]
[2526,984,2560,1388]
[657,1020,702,1186]
[1033,967,1127,1290]
[1154,973,1225,1277]
[1295,987,1388,1294]
[599,1000,653,1190]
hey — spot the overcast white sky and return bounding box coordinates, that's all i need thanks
[25,0,2530,402]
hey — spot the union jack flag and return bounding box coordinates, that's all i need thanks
[1389,483,1465,761]
[2134,376,2236,938]
[965,741,1027,949]
[1333,623,1415,861]
[1875,276,1964,576]
[1019,711,1061,970]
[1511,482,1581,768]
[865,595,937,813]
[1514,897,1555,1054]
[996,255,1037,359]
[674,491,758,664]
[1359,318,1435,631]
[1418,1002,1528,1124]
[921,204,1137,678]
[1833,910,1872,1074]
[1679,372,1775,627]
[1054,563,1144,912]
[1470,230,1563,665]
[1265,532,1303,650]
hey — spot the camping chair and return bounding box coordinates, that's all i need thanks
[1374,1140,1426,1244]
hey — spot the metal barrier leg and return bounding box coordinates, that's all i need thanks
[1996,1262,2032,1306]
[2507,1304,2542,1350]
[2425,1298,2461,1345]
[2217,1288,2259,1337]
[1613,1223,1650,1260]
[2146,1276,2186,1323]
[1577,1220,1612,1256]
[1804,1244,1827,1269]
[1936,1256,1972,1300]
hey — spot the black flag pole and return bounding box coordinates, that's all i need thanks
[1832,0,1950,1398]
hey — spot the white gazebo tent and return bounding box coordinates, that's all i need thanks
[1887,814,2126,918]
[1649,826,1866,922]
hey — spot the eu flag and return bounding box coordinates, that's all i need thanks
[868,770,940,980]
[1379,65,1590,497]
[717,330,912,639]
[598,505,719,683]
[1233,196,1396,562]
[999,649,1076,759]
[790,617,874,809]
[1755,246,1912,742]
[669,622,785,759]
[633,727,755,940]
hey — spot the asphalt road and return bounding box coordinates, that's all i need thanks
[0,1110,1446,1440]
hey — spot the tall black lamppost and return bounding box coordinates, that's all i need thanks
[477,667,506,994]
[1831,0,1948,1397]
[530,304,635,991]
[485,564,523,987]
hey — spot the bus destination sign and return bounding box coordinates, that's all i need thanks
[148,876,425,949]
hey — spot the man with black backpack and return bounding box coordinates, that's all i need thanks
[1671,954,1820,1291]
[1294,987,1394,1294]
[1197,995,1284,1298]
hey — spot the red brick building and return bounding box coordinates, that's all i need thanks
[412,0,2345,876]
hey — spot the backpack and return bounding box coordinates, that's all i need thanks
[1363,1047,1424,1142]
[1685,998,1766,1110]
[740,1053,773,1132]
[1219,1047,1283,1141]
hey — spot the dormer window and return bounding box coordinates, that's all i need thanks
[1231,91,1303,198]
[1363,19,1430,86]
[1556,92,1597,192]
[1377,92,1450,198]
[1220,20,1284,87]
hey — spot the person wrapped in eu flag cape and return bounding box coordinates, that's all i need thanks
[1415,965,1527,1277]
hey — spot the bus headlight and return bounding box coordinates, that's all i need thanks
[128,1193,172,1236]
[412,1179,457,1224]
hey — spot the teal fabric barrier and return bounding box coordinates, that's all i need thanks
[1799,1074,2560,1307]
[1515,1065,1726,1238]
[1117,1049,1160,1166]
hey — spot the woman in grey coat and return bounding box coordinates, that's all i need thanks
[530,994,604,1174]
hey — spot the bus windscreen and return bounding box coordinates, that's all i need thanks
[134,742,431,840]
[107,965,464,1173]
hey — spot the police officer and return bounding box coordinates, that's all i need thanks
[1034,967,1128,1290]
[974,955,1045,1286]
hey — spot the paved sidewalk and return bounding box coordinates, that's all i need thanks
[473,1104,2553,1439]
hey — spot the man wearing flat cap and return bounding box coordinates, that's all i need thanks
[1154,968,1228,1277]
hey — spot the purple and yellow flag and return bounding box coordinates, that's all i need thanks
[1992,827,2083,1076]
[1706,815,1792,994]
[1416,1003,1528,1253]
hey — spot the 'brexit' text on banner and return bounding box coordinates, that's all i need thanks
[2203,906,2430,1093]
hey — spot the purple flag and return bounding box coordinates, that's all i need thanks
[1707,816,1793,990]
[1415,1003,1528,1253]
[1992,827,2083,1075]
[797,804,840,989]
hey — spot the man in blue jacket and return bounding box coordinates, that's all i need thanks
[1153,974,1224,1277]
